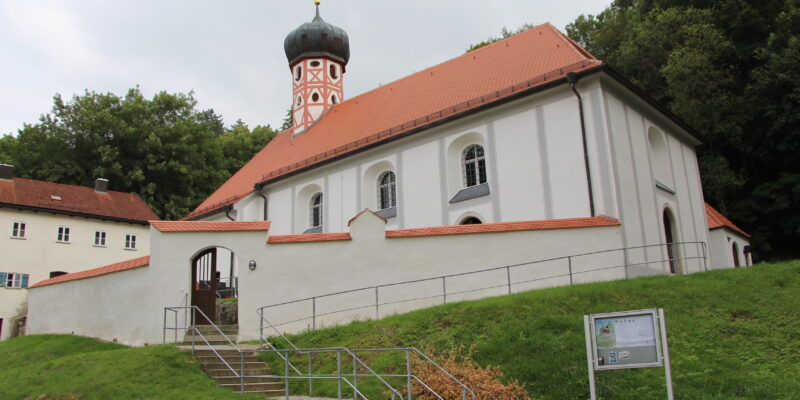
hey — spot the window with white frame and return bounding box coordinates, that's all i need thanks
[377,171,397,210]
[57,226,70,243]
[309,192,323,228]
[0,272,29,289]
[124,234,137,250]
[462,144,487,187]
[94,231,107,247]
[11,222,26,238]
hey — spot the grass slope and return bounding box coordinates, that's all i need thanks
[0,335,263,400]
[270,261,800,399]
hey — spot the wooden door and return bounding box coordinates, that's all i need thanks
[191,249,217,325]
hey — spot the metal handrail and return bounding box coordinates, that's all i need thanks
[258,241,707,329]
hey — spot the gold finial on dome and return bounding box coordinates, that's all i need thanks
[314,0,320,5]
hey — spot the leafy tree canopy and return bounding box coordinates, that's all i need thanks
[0,88,277,220]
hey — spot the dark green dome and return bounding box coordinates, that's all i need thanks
[284,6,350,67]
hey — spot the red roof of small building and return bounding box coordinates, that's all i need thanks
[386,216,620,238]
[185,23,603,220]
[151,220,271,232]
[29,256,150,289]
[0,177,159,223]
[705,203,749,237]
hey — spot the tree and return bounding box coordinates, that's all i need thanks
[2,88,277,220]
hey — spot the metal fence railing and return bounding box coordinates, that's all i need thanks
[258,241,707,332]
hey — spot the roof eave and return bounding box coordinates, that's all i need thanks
[0,202,153,225]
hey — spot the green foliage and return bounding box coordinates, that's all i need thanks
[0,335,263,400]
[466,24,536,52]
[0,88,277,220]
[269,261,800,399]
[566,0,800,259]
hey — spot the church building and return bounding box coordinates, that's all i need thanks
[26,3,749,346]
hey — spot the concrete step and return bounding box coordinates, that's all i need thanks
[194,348,259,357]
[194,324,239,335]
[220,382,286,392]
[204,367,271,377]
[200,360,266,370]
[213,376,283,385]
[182,335,238,345]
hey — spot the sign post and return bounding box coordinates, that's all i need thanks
[584,308,673,399]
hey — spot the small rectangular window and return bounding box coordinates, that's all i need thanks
[124,234,136,250]
[2,272,29,289]
[11,222,26,238]
[57,226,71,243]
[94,231,107,246]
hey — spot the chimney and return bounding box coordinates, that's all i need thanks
[0,164,13,180]
[94,178,109,193]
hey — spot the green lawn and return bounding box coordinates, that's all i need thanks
[266,261,800,399]
[0,335,263,400]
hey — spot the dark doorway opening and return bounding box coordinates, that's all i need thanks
[732,243,740,267]
[663,209,678,274]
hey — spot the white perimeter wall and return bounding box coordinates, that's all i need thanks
[28,214,627,345]
[708,228,751,269]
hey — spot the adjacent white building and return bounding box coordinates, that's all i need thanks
[26,4,750,345]
[0,165,158,340]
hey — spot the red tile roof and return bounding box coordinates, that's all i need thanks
[151,220,271,232]
[185,23,603,220]
[386,216,620,238]
[705,203,749,237]
[267,232,352,244]
[0,177,159,223]
[29,256,150,289]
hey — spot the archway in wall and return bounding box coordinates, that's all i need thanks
[460,216,483,225]
[191,247,238,325]
[662,209,679,274]
[732,242,740,267]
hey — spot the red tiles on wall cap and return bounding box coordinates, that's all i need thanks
[150,220,271,232]
[29,256,150,289]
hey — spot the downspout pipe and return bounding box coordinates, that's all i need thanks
[255,183,268,221]
[566,72,596,217]
[223,205,235,221]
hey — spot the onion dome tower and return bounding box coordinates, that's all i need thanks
[284,0,350,134]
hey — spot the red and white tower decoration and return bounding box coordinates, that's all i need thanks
[284,0,350,134]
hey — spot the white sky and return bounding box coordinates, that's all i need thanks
[0,0,610,136]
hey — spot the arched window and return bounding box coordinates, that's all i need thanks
[732,242,740,268]
[295,65,302,81]
[310,193,323,228]
[460,216,483,225]
[377,171,397,210]
[330,64,339,79]
[462,144,487,187]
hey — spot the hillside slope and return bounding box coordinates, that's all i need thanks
[0,335,263,400]
[271,261,800,399]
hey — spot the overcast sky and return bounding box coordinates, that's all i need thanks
[0,0,610,136]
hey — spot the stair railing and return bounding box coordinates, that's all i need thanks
[259,310,466,399]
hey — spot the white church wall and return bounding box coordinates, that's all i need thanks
[216,84,595,234]
[599,78,709,277]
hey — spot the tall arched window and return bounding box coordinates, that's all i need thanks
[310,193,323,228]
[377,171,397,210]
[663,209,678,274]
[462,144,487,187]
[732,242,740,268]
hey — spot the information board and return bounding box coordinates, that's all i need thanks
[590,309,662,370]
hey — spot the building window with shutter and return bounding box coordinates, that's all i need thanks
[94,231,107,247]
[57,226,70,243]
[309,193,323,228]
[1,272,29,289]
[11,222,26,239]
[124,234,137,250]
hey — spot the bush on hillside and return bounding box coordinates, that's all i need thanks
[407,345,530,400]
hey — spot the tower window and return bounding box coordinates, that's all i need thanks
[312,92,320,102]
[331,94,338,104]
[310,60,321,68]
[296,95,303,106]
[330,64,338,79]
[462,144,487,187]
[295,65,303,81]
[377,171,397,210]
[310,193,323,228]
